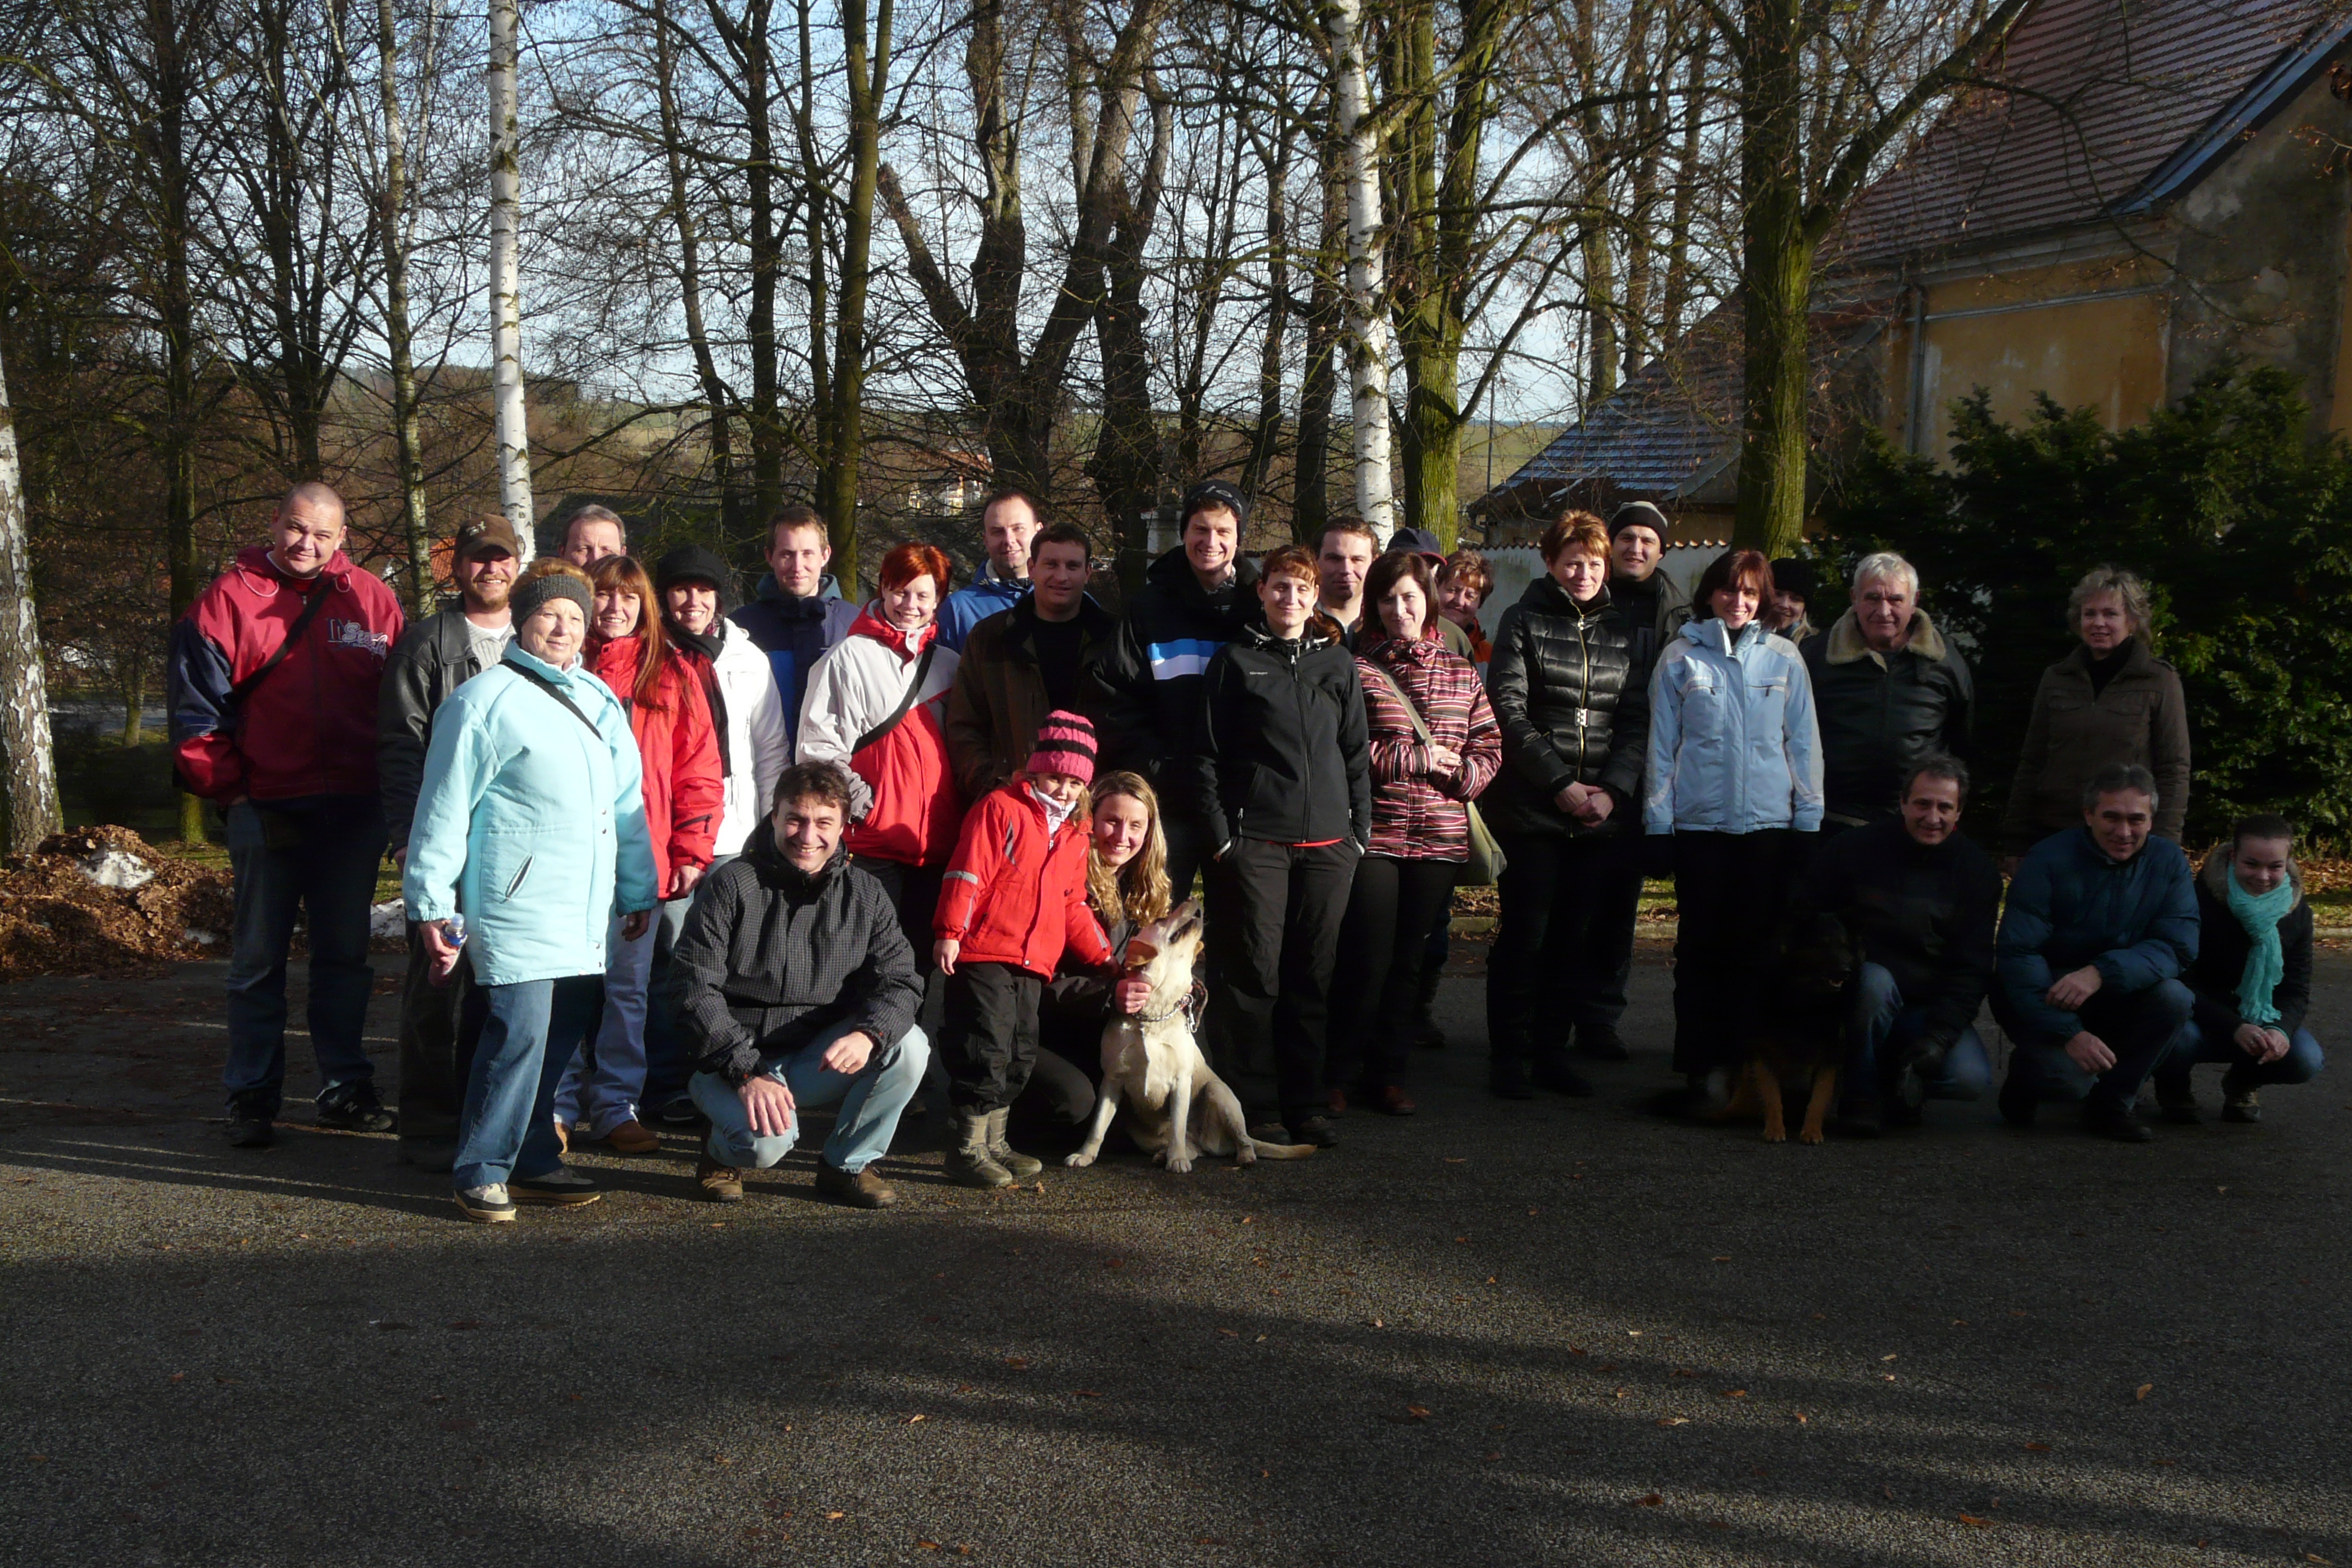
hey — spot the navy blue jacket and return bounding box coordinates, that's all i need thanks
[1995,828,2199,1041]
[728,573,859,747]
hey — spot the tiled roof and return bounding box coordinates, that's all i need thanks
[1838,0,2349,265]
[1490,298,1892,502]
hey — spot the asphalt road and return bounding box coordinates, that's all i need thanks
[1,948,2347,1567]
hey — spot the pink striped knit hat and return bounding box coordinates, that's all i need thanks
[1027,710,1097,785]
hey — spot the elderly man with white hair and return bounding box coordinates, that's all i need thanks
[1799,551,1973,834]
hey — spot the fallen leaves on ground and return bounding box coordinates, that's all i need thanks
[1634,1494,1663,1507]
[2136,1384,2154,1400]
[1957,1514,1992,1528]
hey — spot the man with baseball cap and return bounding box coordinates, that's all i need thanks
[378,514,521,1170]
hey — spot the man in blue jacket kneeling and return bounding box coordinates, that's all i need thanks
[1993,763,2198,1143]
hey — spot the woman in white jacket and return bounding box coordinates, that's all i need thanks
[797,542,963,961]
[1646,548,1824,1092]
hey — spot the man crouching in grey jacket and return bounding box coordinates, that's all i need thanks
[672,761,930,1208]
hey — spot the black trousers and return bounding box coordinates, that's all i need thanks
[1208,839,1358,1120]
[1995,978,2194,1113]
[396,920,481,1145]
[1329,856,1458,1092]
[1487,832,1639,1063]
[854,856,945,974]
[1670,829,1797,1077]
[940,961,1044,1112]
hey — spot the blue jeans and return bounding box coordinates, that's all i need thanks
[1845,963,1992,1104]
[456,975,602,1190]
[553,913,655,1136]
[642,852,737,1110]
[223,798,387,1116]
[1997,978,2193,1111]
[2156,1019,2324,1091]
[690,1018,930,1174]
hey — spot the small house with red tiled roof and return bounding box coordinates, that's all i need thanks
[1481,0,2352,536]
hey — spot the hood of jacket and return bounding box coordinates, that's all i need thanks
[1680,615,1773,657]
[1237,621,1340,660]
[2198,843,2304,914]
[233,543,363,597]
[848,606,939,662]
[1824,606,1948,665]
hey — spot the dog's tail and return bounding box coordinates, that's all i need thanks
[1244,1138,1319,1160]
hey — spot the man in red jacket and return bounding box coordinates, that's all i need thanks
[169,482,406,1148]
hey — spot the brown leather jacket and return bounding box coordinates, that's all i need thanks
[943,595,1118,802]
[2002,638,2191,851]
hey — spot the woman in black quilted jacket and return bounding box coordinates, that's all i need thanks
[1482,512,1655,1100]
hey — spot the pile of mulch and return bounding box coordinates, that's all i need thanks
[0,827,236,980]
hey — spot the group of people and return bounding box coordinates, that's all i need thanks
[165,478,2325,1224]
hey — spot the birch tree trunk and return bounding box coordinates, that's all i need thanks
[486,0,533,551]
[378,0,434,611]
[1327,0,1393,542]
[0,343,62,852]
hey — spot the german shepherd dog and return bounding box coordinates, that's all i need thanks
[1714,911,1858,1144]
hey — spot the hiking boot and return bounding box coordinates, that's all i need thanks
[2154,1079,2200,1125]
[2082,1099,2155,1144]
[984,1108,1043,1180]
[815,1162,897,1209]
[1282,1114,1339,1149]
[316,1085,396,1133]
[602,1119,661,1155]
[1997,1072,2038,1128]
[695,1154,744,1203]
[509,1167,602,1206]
[1574,1024,1631,1063]
[946,1110,1014,1188]
[2222,1069,2263,1123]
[225,1100,275,1149]
[453,1184,516,1224]
[1531,1054,1597,1098]
[1488,1056,1536,1101]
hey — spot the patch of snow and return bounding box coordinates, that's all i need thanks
[370,900,408,942]
[81,850,155,890]
[183,929,219,946]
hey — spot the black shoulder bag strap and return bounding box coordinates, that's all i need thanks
[227,580,334,708]
[507,662,607,742]
[852,642,938,754]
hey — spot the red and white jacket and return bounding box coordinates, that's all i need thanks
[588,636,723,895]
[796,608,963,867]
[168,544,404,803]
[935,780,1113,978]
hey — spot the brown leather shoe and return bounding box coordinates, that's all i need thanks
[695,1154,743,1203]
[1326,1087,1348,1117]
[1368,1084,1417,1116]
[814,1162,896,1209]
[603,1119,660,1155]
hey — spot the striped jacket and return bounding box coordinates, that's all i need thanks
[1356,633,1502,862]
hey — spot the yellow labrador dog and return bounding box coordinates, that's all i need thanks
[1065,900,1317,1173]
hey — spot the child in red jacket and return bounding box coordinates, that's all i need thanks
[934,712,1114,1187]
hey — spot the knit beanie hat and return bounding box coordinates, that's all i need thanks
[1180,479,1250,534]
[511,569,593,624]
[1768,557,1817,602]
[655,543,738,611]
[1609,499,1671,540]
[1027,711,1097,785]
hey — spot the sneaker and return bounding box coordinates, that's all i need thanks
[651,1095,703,1128]
[397,1139,457,1173]
[1574,1025,1631,1063]
[2222,1079,2262,1123]
[225,1103,275,1149]
[601,1119,661,1155]
[814,1162,897,1209]
[2082,1100,2155,1144]
[316,1086,396,1134]
[696,1154,744,1203]
[454,1184,516,1223]
[2154,1080,2201,1126]
[509,1167,602,1206]
[1282,1114,1339,1149]
[1997,1073,2038,1128]
[1531,1056,1597,1098]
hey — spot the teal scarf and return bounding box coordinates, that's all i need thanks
[2225,865,2295,1024]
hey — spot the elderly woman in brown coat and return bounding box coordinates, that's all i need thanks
[2003,566,2191,857]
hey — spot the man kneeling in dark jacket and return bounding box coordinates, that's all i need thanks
[1797,755,2000,1132]
[672,762,930,1207]
[1993,763,2198,1142]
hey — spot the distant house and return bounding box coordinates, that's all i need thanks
[1480,0,2352,538]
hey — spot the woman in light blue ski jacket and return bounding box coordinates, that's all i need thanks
[1644,549,1824,1085]
[404,569,660,1222]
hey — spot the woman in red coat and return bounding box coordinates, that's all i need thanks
[553,554,722,1154]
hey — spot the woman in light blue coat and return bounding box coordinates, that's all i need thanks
[1645,548,1824,1087]
[404,569,661,1223]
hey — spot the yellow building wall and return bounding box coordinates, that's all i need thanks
[1907,290,2171,462]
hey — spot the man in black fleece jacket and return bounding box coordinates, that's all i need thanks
[1797,757,2000,1131]
[673,763,929,1208]
[1191,548,1372,1146]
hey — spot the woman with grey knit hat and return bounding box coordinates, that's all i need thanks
[403,564,662,1224]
